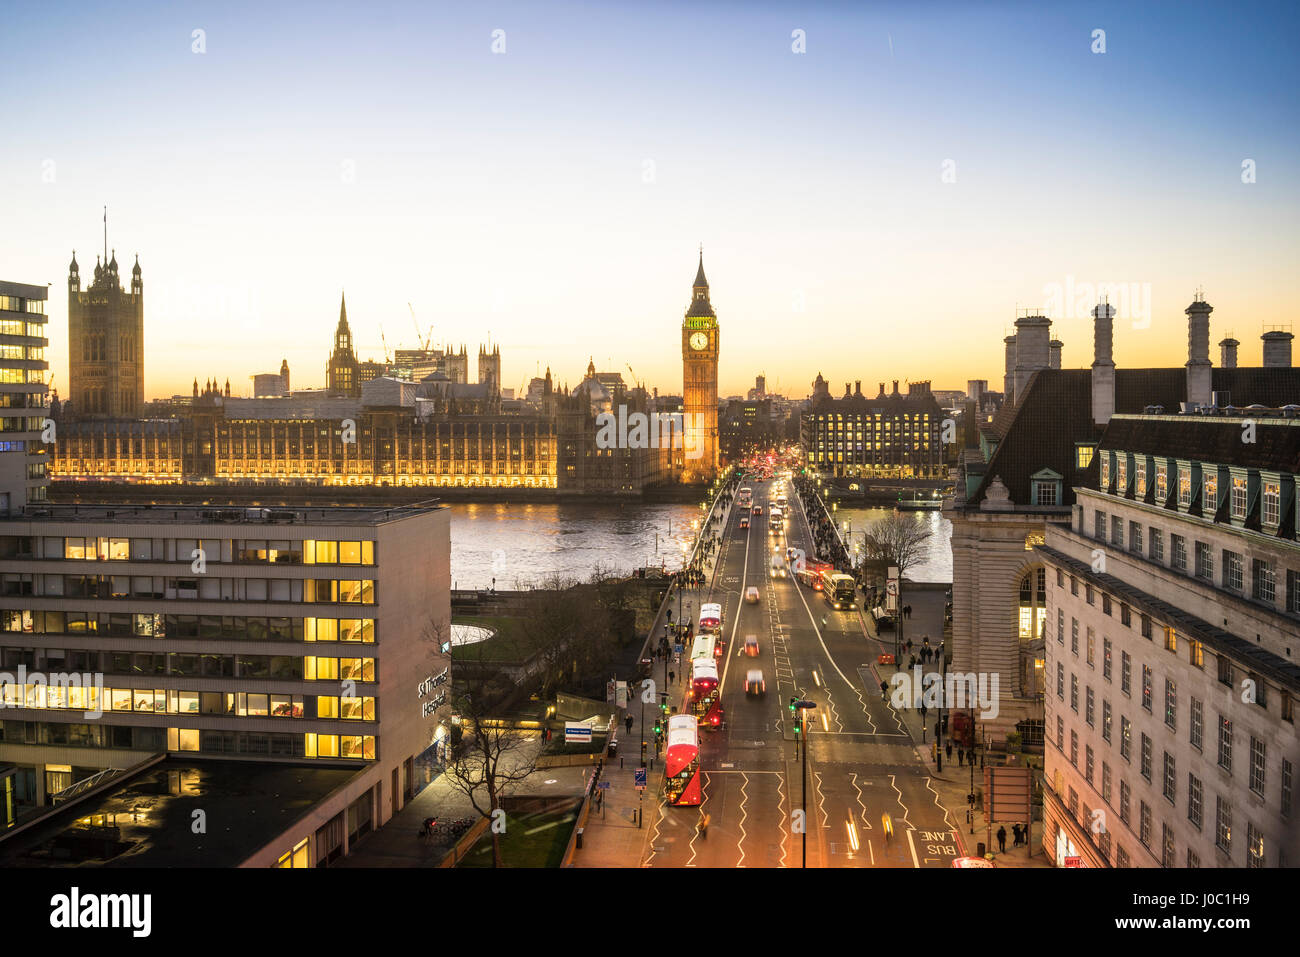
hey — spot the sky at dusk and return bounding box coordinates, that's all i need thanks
[3,0,1298,400]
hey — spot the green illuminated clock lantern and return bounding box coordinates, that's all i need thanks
[689,331,709,351]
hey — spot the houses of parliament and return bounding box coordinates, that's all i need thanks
[50,248,721,497]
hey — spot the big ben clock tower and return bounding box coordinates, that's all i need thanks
[681,249,719,483]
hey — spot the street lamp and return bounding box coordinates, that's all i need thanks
[789,696,817,867]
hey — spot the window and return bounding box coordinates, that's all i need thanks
[1262,480,1281,527]
[1215,797,1231,855]
[1223,550,1243,592]
[1217,716,1232,773]
[1195,542,1213,580]
[1217,655,1232,686]
[1129,522,1142,553]
[1057,716,1064,751]
[1139,801,1152,847]
[1071,731,1079,766]
[1149,527,1163,563]
[1077,444,1096,469]
[1086,687,1095,726]
[1071,674,1078,712]
[1190,698,1203,751]
[1135,460,1147,497]
[1177,466,1192,507]
[1116,845,1130,868]
[1102,594,1112,616]
[1249,738,1266,796]
[1160,752,1176,804]
[1056,662,1064,700]
[1103,638,1112,681]
[1057,609,1064,645]
[1246,823,1264,869]
[1120,603,1131,627]
[1252,559,1275,603]
[1171,534,1187,572]
[1164,679,1176,730]
[1140,733,1152,780]
[1102,700,1112,742]
[1162,824,1176,868]
[1071,618,1079,655]
[1085,745,1095,784]
[1188,775,1203,829]
[1111,516,1123,547]
[1141,665,1152,712]
[1164,626,1176,653]
[1188,640,1203,669]
[1283,759,1293,819]
[1119,780,1131,824]
[1117,457,1128,494]
[1187,849,1199,868]
[1100,454,1111,490]
[1102,762,1112,802]
[1230,474,1247,520]
[1094,510,1106,540]
[1156,463,1168,501]
[1032,477,1060,506]
[1120,716,1131,761]
[1203,471,1218,514]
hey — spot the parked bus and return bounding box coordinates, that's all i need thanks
[664,715,702,805]
[698,602,723,634]
[689,658,723,728]
[737,487,753,510]
[820,571,858,610]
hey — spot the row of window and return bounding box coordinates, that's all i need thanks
[0,647,375,682]
[0,611,375,643]
[47,537,377,565]
[1,685,375,720]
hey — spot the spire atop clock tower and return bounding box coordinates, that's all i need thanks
[686,249,715,319]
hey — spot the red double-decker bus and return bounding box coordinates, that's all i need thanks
[689,658,723,728]
[664,714,702,806]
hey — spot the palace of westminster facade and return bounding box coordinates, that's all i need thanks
[47,250,722,496]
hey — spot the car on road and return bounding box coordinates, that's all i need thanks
[752,505,763,515]
[745,586,760,604]
[739,515,749,529]
[744,669,765,696]
[743,634,760,656]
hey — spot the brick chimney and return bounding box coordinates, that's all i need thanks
[1262,330,1294,368]
[1049,339,1063,369]
[1091,301,1116,426]
[1003,334,1017,404]
[1219,337,1239,369]
[1013,314,1051,400]
[1185,297,1213,409]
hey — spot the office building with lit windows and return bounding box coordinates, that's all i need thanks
[800,378,944,479]
[1039,412,1300,868]
[0,501,452,866]
[0,281,50,515]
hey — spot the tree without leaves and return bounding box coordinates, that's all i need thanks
[861,510,933,581]
[441,633,540,868]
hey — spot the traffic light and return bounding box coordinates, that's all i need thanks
[789,697,797,713]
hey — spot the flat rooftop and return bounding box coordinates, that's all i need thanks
[0,758,363,868]
[3,501,445,526]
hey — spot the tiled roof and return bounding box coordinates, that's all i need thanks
[1101,415,1300,474]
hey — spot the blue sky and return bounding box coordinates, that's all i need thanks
[3,0,1297,399]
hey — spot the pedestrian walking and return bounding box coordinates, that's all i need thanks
[1012,823,1022,846]
[997,826,1007,852]
[625,714,634,735]
[957,748,963,766]
[669,670,675,685]
[945,741,953,760]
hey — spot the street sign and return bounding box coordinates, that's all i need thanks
[674,643,684,656]
[597,781,611,790]
[565,722,592,744]
[634,768,648,790]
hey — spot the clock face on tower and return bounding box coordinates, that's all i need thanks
[689,331,709,351]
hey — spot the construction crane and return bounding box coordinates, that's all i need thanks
[378,325,391,363]
[626,363,641,391]
[408,303,433,353]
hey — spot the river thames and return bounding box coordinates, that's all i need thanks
[448,502,952,589]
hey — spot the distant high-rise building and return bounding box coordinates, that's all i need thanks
[326,292,360,397]
[681,251,719,483]
[0,280,50,513]
[67,223,143,418]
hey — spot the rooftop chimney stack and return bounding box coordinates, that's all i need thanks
[1013,313,1052,400]
[1049,339,1063,370]
[1219,337,1239,369]
[1185,296,1213,409]
[1262,330,1294,368]
[891,379,900,395]
[1091,300,1117,426]
[1003,334,1018,405]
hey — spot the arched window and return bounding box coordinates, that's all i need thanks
[1018,566,1046,640]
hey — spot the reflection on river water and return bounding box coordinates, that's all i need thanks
[448,502,703,590]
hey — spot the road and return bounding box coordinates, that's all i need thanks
[644,474,963,868]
